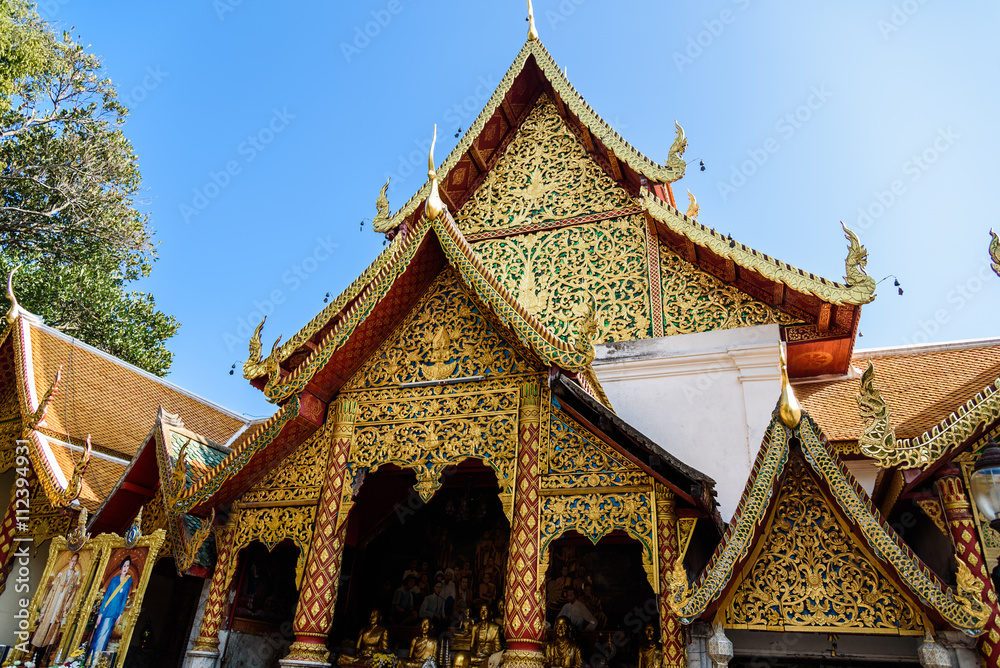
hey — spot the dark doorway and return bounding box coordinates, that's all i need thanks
[544,532,656,668]
[123,558,205,668]
[333,460,508,655]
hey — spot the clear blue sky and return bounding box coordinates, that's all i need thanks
[45,1,1000,417]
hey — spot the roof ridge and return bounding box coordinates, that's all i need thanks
[667,408,990,636]
[854,336,1000,358]
[29,318,251,425]
[372,40,683,236]
[253,210,598,404]
[643,192,875,306]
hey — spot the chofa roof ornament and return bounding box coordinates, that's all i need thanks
[425,124,446,222]
[778,344,802,428]
[527,0,539,42]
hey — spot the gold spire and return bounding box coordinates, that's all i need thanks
[527,0,539,41]
[685,189,699,218]
[5,265,21,327]
[990,229,1000,278]
[778,345,802,428]
[425,124,445,221]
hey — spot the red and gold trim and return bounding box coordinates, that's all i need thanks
[654,486,685,668]
[191,521,239,655]
[504,382,545,646]
[934,467,1000,664]
[287,400,357,663]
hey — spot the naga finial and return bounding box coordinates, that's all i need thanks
[54,435,92,508]
[28,367,62,429]
[664,121,688,183]
[856,362,900,467]
[685,189,699,219]
[990,229,1000,278]
[5,265,22,327]
[243,316,282,381]
[425,125,445,222]
[778,345,802,428]
[373,178,391,229]
[841,222,876,302]
[527,0,539,41]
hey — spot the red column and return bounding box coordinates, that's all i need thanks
[189,521,239,659]
[285,400,357,666]
[935,466,1000,665]
[502,382,546,668]
[654,486,686,668]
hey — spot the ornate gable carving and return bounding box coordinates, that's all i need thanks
[723,451,922,634]
[660,240,800,335]
[456,94,634,235]
[342,268,537,391]
[241,425,331,506]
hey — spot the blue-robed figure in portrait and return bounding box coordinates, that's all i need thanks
[86,556,133,667]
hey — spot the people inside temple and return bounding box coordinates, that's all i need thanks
[545,616,583,668]
[557,588,597,632]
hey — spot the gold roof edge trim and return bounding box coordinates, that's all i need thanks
[373,40,685,235]
[643,192,876,306]
[889,376,1000,471]
[254,211,597,404]
[667,411,989,635]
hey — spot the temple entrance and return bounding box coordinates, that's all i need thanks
[219,541,300,668]
[333,460,509,658]
[543,532,656,668]
[122,558,204,668]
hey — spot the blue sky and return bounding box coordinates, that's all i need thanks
[43,1,1000,417]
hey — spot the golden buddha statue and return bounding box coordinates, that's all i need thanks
[468,603,502,667]
[402,618,440,668]
[544,617,582,668]
[338,609,390,667]
[637,623,662,668]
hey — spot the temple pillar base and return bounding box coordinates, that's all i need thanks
[280,640,332,668]
[183,649,220,668]
[501,647,545,668]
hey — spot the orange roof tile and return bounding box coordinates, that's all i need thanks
[48,439,127,512]
[27,321,249,457]
[797,339,1000,443]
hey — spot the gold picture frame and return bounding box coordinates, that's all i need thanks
[20,535,102,663]
[66,529,165,668]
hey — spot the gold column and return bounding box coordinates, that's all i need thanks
[655,485,686,668]
[284,400,357,666]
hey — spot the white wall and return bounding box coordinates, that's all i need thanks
[593,325,782,521]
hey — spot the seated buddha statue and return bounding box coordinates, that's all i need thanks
[544,617,581,668]
[338,609,390,667]
[402,618,440,668]
[468,603,502,668]
[637,623,662,668]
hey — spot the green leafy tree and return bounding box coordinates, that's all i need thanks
[0,0,177,375]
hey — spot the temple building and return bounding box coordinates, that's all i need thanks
[1,6,1000,668]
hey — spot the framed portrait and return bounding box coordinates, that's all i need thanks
[67,529,165,668]
[23,536,99,663]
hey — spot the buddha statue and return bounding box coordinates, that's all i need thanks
[402,618,440,668]
[637,623,662,668]
[338,609,390,667]
[544,616,582,668]
[468,603,502,667]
